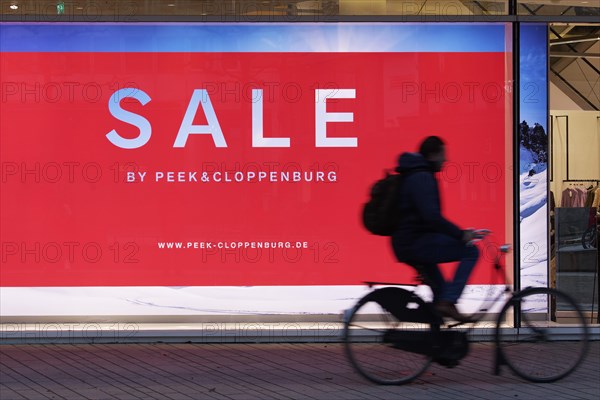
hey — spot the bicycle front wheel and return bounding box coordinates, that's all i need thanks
[343,287,434,385]
[495,287,589,383]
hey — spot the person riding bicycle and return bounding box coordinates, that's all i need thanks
[391,136,478,323]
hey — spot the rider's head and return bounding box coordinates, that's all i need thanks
[419,136,446,172]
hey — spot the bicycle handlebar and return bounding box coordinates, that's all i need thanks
[467,228,491,245]
[468,228,512,253]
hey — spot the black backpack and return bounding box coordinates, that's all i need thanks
[362,168,428,236]
[361,170,404,236]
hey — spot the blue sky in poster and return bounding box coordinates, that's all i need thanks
[519,24,548,173]
[520,24,548,132]
[0,23,508,52]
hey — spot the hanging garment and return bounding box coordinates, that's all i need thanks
[584,187,594,208]
[561,187,575,207]
[592,187,600,208]
[575,186,587,207]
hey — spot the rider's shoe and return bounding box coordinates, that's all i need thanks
[434,301,475,323]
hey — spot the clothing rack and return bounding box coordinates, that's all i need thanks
[562,179,600,183]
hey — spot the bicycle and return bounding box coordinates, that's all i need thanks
[343,231,590,385]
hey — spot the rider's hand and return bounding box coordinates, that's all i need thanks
[462,229,475,243]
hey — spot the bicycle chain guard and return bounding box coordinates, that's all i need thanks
[369,287,436,324]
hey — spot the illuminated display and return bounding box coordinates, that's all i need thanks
[1,23,512,289]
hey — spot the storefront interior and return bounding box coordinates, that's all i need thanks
[549,22,599,324]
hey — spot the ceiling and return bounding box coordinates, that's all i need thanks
[549,23,600,111]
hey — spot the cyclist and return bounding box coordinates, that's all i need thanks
[391,136,478,323]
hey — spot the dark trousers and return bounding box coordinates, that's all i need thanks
[400,233,479,304]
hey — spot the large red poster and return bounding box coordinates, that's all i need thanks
[1,49,509,287]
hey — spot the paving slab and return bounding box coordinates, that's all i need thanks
[0,341,598,399]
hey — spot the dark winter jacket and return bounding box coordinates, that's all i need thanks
[391,152,463,260]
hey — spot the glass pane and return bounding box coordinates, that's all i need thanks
[1,1,510,18]
[555,207,599,313]
[337,0,508,16]
[0,23,513,317]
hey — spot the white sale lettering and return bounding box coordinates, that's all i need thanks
[106,88,152,149]
[106,87,358,148]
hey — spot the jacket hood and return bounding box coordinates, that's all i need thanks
[395,152,433,173]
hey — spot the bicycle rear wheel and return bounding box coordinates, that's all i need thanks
[495,287,589,383]
[343,287,435,385]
